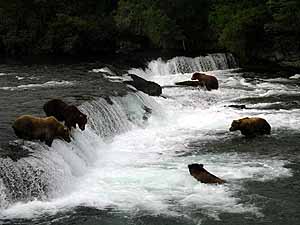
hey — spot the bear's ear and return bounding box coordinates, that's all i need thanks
[234,119,241,124]
[188,163,203,169]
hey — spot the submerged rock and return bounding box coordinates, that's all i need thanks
[0,142,33,162]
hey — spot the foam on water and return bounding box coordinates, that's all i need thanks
[289,74,300,79]
[0,179,8,209]
[90,67,115,75]
[0,56,298,221]
[0,81,74,91]
[0,115,291,219]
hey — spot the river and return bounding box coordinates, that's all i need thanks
[0,54,299,225]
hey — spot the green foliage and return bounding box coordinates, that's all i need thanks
[42,14,115,54]
[0,0,299,60]
[219,6,269,61]
[114,0,178,48]
[0,0,117,55]
[208,1,271,62]
[114,0,210,50]
[267,0,300,28]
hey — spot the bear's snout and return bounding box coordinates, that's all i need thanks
[63,135,71,143]
[79,124,85,131]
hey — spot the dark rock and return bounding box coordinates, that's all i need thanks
[175,80,203,87]
[0,142,33,162]
[124,74,162,96]
[188,163,225,184]
[226,104,246,109]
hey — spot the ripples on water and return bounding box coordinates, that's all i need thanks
[0,55,300,225]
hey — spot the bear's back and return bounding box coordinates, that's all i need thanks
[239,117,271,135]
[42,116,63,129]
[43,99,68,121]
[13,115,39,127]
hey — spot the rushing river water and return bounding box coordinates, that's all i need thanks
[0,54,300,225]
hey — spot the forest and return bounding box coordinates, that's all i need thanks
[0,0,299,68]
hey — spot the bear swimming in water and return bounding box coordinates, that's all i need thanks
[43,99,87,131]
[229,117,271,137]
[12,115,71,147]
[188,163,225,184]
[191,72,219,91]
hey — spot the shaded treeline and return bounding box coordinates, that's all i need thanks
[0,0,299,67]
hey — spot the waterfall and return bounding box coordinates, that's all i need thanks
[0,91,160,207]
[0,179,8,209]
[129,53,238,76]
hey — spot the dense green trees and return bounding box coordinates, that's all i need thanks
[114,0,210,51]
[209,1,270,61]
[0,0,299,66]
[0,0,118,55]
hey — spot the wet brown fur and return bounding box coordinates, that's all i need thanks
[12,115,71,147]
[191,72,219,91]
[229,117,271,137]
[188,163,225,184]
[43,99,87,131]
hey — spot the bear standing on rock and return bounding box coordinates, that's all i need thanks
[188,164,225,184]
[229,117,271,137]
[43,99,87,131]
[12,115,71,147]
[191,72,219,91]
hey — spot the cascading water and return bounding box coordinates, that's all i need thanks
[128,53,238,77]
[0,54,299,224]
[0,179,8,209]
[0,92,158,209]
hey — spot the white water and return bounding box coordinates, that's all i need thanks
[0,81,74,91]
[290,74,300,79]
[90,67,115,75]
[128,53,237,77]
[1,55,299,221]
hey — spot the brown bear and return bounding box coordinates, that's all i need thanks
[43,99,87,131]
[191,72,219,91]
[12,115,71,147]
[188,164,225,184]
[229,117,271,137]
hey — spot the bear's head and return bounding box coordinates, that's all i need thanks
[191,72,205,80]
[229,119,241,132]
[78,114,87,131]
[188,163,204,174]
[58,126,71,143]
